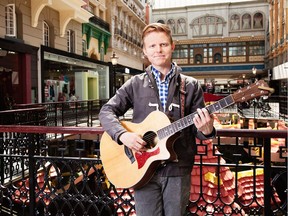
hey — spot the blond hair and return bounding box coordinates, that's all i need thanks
[142,23,173,46]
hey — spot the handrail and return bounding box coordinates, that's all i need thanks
[0,107,46,113]
[216,128,287,138]
[0,125,103,134]
[0,125,286,138]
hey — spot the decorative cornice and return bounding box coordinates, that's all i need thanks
[174,35,265,45]
[31,0,93,37]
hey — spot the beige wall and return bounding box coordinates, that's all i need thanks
[0,0,85,55]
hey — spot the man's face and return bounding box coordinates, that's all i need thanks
[143,31,175,69]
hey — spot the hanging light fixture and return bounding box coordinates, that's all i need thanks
[110,52,119,95]
[252,66,257,75]
[111,52,118,66]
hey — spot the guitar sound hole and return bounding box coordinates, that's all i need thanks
[143,131,158,149]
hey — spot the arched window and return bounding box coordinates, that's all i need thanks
[230,14,240,31]
[214,53,222,63]
[253,12,263,29]
[242,13,251,29]
[190,15,225,37]
[167,19,176,34]
[43,21,49,46]
[177,18,186,34]
[157,19,165,24]
[195,54,203,64]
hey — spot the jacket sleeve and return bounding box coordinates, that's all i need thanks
[195,127,216,140]
[99,78,134,142]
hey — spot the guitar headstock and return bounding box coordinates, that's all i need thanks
[232,80,274,103]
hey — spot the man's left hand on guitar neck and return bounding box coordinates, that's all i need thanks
[193,108,214,136]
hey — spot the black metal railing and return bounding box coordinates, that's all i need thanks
[1,99,109,127]
[0,125,287,216]
[189,129,287,215]
[0,106,47,125]
[44,100,102,127]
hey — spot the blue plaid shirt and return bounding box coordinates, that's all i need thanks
[151,64,175,112]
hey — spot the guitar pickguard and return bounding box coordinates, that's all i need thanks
[135,147,160,169]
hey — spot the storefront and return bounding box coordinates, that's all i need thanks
[42,47,110,102]
[0,38,38,110]
[113,65,143,91]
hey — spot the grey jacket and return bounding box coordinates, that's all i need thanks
[99,65,215,176]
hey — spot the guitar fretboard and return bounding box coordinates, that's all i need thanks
[157,95,235,139]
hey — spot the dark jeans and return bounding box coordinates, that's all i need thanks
[134,173,191,216]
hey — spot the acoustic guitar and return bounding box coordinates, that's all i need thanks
[100,80,274,189]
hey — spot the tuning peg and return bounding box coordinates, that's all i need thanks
[258,86,275,94]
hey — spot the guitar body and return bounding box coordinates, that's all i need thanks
[100,111,179,189]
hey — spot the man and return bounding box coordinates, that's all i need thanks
[99,23,215,216]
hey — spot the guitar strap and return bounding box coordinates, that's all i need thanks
[180,76,186,118]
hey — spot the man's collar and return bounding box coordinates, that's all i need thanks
[151,63,175,80]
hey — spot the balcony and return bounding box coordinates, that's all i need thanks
[89,16,110,32]
[0,102,287,215]
[114,28,141,48]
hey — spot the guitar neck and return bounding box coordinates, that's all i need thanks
[157,95,235,139]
